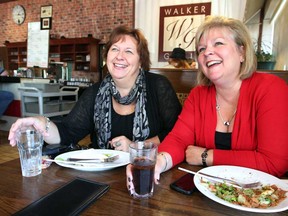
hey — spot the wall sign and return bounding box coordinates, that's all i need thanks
[27,22,49,68]
[158,2,211,62]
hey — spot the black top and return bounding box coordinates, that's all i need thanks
[110,107,134,143]
[215,131,232,150]
[56,72,182,148]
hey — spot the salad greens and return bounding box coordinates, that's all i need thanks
[202,181,287,208]
[103,153,113,157]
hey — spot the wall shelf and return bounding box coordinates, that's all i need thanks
[5,37,100,72]
[5,42,27,70]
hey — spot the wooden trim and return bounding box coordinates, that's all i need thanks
[149,68,288,95]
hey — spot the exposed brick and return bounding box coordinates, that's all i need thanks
[0,0,134,45]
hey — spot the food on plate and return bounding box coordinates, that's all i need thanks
[202,181,287,208]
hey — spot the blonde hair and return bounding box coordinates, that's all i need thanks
[195,16,257,86]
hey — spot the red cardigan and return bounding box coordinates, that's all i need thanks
[159,72,288,177]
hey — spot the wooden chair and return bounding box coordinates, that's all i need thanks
[149,68,197,105]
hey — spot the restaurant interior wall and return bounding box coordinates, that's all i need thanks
[0,0,134,46]
[135,0,288,70]
[135,0,247,68]
[1,0,287,70]
[0,0,134,83]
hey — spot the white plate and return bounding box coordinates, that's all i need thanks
[54,149,130,171]
[193,165,288,213]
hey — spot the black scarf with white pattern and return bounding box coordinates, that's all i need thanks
[94,69,149,148]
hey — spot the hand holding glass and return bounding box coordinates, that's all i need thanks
[16,128,43,177]
[129,141,157,199]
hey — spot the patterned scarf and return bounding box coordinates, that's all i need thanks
[94,69,149,148]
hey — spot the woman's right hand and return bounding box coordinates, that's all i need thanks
[8,116,48,147]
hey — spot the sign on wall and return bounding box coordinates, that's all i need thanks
[158,2,211,62]
[27,22,49,68]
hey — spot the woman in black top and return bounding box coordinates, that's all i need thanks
[8,26,181,152]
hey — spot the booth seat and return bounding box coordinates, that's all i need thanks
[150,68,288,106]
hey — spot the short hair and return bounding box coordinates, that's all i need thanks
[103,25,151,71]
[195,16,257,86]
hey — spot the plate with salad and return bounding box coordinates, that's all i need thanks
[194,165,288,213]
[54,149,130,171]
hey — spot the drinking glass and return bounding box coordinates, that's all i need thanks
[129,141,158,199]
[16,127,43,177]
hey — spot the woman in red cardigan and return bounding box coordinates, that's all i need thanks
[126,15,288,195]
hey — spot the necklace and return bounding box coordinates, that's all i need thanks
[216,103,237,132]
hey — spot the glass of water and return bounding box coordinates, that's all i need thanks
[16,127,43,177]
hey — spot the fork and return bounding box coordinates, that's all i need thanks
[44,155,119,166]
[44,159,93,166]
[178,167,261,188]
[67,154,119,163]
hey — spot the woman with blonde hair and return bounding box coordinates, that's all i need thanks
[127,15,288,196]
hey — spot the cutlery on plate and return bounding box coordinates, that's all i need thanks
[44,155,119,166]
[66,154,119,163]
[178,167,261,188]
[44,159,92,166]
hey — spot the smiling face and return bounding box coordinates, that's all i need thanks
[197,28,244,86]
[106,35,141,83]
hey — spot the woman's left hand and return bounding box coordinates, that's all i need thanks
[109,136,131,152]
[185,145,205,165]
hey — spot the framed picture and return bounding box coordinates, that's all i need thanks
[41,5,53,18]
[41,17,52,30]
[158,2,211,62]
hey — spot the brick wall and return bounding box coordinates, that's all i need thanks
[0,0,134,45]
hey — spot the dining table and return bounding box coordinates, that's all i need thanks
[0,158,287,216]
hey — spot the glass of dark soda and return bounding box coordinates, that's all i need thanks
[129,141,158,199]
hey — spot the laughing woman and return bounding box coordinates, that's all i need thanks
[126,15,288,196]
[9,26,182,152]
